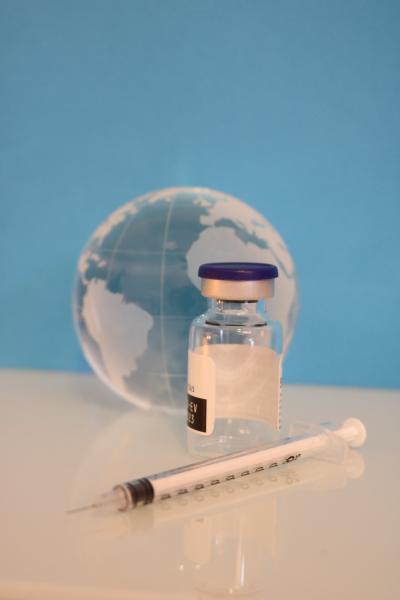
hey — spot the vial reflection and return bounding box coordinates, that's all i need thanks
[175,452,364,597]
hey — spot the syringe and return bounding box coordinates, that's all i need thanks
[67,418,366,514]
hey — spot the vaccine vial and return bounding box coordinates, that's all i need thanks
[187,262,282,458]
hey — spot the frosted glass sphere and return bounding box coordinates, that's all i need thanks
[73,187,299,413]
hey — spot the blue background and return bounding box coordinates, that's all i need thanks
[1,0,399,388]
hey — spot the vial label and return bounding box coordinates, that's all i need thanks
[212,344,281,428]
[187,393,207,433]
[187,350,216,435]
[189,344,281,432]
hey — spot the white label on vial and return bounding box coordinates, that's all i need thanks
[187,345,281,435]
[187,349,216,435]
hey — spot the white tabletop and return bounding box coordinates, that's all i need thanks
[0,370,399,599]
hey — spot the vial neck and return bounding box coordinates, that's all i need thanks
[207,298,260,314]
[205,297,268,327]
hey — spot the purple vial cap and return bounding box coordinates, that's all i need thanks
[198,262,279,281]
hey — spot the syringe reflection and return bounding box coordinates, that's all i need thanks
[71,451,364,598]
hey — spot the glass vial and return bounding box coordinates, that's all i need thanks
[187,262,282,458]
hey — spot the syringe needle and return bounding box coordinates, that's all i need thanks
[66,502,99,515]
[67,488,129,515]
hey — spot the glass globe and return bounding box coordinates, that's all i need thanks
[73,187,299,413]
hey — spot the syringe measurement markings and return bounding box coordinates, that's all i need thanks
[158,454,302,500]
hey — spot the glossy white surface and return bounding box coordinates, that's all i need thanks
[0,370,399,599]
